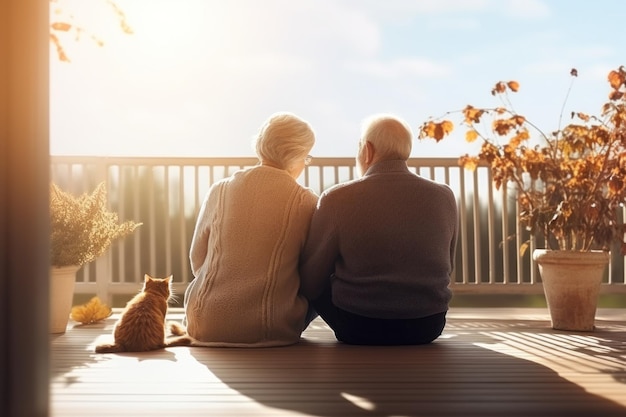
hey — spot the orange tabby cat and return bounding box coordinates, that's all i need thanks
[95,274,191,353]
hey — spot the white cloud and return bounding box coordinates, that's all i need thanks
[586,64,619,81]
[567,45,615,59]
[426,17,481,31]
[341,0,490,18]
[502,0,551,19]
[312,1,382,56]
[523,60,573,76]
[207,0,383,58]
[347,0,550,21]
[218,53,313,75]
[347,58,453,79]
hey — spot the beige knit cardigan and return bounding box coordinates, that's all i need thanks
[184,165,318,347]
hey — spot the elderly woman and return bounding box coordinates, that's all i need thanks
[183,112,318,347]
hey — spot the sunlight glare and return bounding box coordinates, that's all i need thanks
[340,392,376,411]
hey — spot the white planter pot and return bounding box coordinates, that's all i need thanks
[50,265,80,334]
[533,249,609,332]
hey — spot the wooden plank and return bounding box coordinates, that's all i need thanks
[50,308,626,417]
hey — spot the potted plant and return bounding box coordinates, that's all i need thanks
[50,182,141,333]
[419,65,626,331]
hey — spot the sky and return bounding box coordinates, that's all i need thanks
[50,0,626,158]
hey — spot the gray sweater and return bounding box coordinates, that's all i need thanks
[299,160,458,319]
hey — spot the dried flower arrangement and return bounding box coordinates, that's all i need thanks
[50,182,141,267]
[419,66,626,253]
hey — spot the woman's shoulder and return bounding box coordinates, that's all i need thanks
[298,186,319,206]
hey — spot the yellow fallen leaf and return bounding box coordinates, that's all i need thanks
[70,296,112,324]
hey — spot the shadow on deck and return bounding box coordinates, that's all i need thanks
[50,308,626,417]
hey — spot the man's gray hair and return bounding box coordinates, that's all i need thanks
[361,114,412,160]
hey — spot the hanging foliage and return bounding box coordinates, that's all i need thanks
[49,0,133,62]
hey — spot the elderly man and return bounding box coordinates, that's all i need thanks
[299,113,458,345]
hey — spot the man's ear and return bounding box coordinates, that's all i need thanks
[364,140,375,164]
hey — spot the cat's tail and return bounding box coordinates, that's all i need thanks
[164,321,202,348]
[95,343,124,353]
[165,335,194,347]
[167,320,187,336]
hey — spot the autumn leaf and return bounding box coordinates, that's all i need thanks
[609,90,624,101]
[509,130,529,148]
[491,81,507,96]
[459,155,479,171]
[608,70,624,90]
[609,176,623,195]
[507,81,520,92]
[492,118,514,136]
[437,120,454,139]
[420,121,454,141]
[465,129,479,143]
[418,121,437,140]
[519,241,530,257]
[70,296,112,325]
[463,106,484,124]
[51,22,72,31]
[575,112,591,122]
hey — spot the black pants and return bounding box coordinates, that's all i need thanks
[310,286,446,345]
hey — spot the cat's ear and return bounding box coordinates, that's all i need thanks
[165,275,173,283]
[144,274,151,282]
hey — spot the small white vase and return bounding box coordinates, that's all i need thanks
[50,265,81,334]
[533,249,609,331]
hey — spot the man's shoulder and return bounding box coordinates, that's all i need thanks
[320,177,364,198]
[416,175,455,193]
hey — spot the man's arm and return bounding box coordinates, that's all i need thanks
[299,196,339,300]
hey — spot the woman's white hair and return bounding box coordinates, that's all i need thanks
[360,113,413,160]
[254,112,315,169]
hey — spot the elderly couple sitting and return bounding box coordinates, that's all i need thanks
[183,112,458,347]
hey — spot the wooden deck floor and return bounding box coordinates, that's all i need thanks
[50,308,626,417]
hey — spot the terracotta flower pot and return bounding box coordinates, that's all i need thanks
[533,249,609,331]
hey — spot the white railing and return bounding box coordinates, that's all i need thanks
[50,156,626,305]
